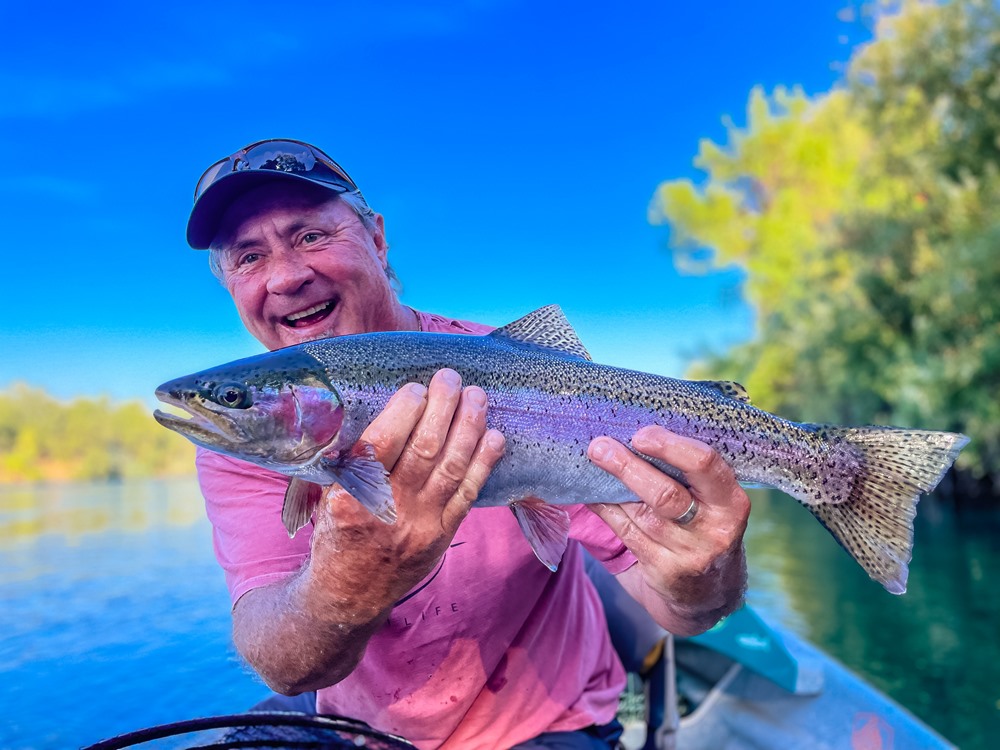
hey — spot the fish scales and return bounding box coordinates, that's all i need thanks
[306,330,852,506]
[154,305,969,594]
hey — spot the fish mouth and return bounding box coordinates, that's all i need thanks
[282,297,339,329]
[153,390,242,447]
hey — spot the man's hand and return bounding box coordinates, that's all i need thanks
[587,426,750,637]
[233,368,504,694]
[311,368,506,609]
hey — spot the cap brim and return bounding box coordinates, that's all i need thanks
[186,170,350,249]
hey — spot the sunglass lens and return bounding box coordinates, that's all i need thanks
[194,159,231,201]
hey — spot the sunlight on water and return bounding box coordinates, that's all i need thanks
[0,479,270,749]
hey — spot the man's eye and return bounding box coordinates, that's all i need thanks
[302,232,321,244]
[238,252,261,266]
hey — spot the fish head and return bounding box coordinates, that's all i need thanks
[153,347,344,470]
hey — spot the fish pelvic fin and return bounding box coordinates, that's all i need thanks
[510,498,571,571]
[804,426,969,595]
[490,305,592,361]
[282,478,324,537]
[327,441,397,524]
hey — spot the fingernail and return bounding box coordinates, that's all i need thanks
[589,438,611,462]
[485,430,505,451]
[467,387,487,408]
[439,368,461,387]
[406,383,428,398]
[633,426,668,449]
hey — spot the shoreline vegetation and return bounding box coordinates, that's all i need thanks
[0,383,194,485]
[650,0,999,502]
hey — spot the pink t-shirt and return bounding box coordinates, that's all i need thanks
[197,310,636,749]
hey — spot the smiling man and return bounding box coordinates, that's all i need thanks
[187,139,749,750]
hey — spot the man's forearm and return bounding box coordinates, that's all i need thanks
[232,559,392,695]
[231,498,455,695]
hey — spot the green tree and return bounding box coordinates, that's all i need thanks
[650,0,1000,496]
[0,383,194,484]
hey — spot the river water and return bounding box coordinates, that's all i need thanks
[0,479,996,748]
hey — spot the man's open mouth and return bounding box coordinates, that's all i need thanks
[283,299,337,328]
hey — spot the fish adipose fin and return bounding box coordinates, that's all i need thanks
[804,427,968,594]
[327,441,397,524]
[698,380,751,403]
[510,498,571,571]
[282,478,324,537]
[491,305,592,361]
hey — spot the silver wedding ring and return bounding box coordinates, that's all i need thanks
[672,499,698,526]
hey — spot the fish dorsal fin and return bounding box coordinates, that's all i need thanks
[489,305,592,361]
[698,380,751,403]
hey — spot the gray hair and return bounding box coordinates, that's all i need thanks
[207,189,400,292]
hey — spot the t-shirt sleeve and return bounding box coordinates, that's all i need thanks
[196,447,312,606]
[568,504,637,576]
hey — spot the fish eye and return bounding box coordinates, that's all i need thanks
[214,383,252,409]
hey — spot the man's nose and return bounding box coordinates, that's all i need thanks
[265,251,315,295]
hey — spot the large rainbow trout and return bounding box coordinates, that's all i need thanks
[154,305,968,594]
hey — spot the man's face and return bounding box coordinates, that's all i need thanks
[213,182,399,351]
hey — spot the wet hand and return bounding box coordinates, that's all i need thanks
[311,369,505,607]
[587,426,750,636]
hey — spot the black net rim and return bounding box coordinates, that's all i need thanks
[81,711,415,750]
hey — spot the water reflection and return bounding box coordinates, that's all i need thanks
[0,479,269,749]
[0,479,206,548]
[1,482,996,748]
[744,489,1000,747]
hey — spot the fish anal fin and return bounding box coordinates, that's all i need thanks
[699,380,751,403]
[510,497,570,571]
[490,305,592,361]
[327,441,397,524]
[282,478,323,537]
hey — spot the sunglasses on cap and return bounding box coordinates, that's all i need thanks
[193,139,359,203]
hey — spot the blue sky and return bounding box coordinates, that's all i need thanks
[0,1,870,403]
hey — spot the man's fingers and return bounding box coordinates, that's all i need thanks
[588,436,697,523]
[360,382,429,469]
[440,429,505,531]
[392,369,464,485]
[422,385,490,495]
[631,427,745,511]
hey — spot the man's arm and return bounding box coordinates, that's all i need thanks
[231,369,505,695]
[587,426,750,637]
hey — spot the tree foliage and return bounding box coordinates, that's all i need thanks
[0,383,193,483]
[650,0,1000,495]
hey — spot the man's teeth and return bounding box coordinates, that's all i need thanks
[286,301,332,322]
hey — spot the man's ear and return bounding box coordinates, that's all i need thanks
[371,213,388,264]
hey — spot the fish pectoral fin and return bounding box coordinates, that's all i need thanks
[282,478,324,537]
[328,441,397,524]
[510,498,571,572]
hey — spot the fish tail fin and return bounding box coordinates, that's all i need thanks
[802,426,968,595]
